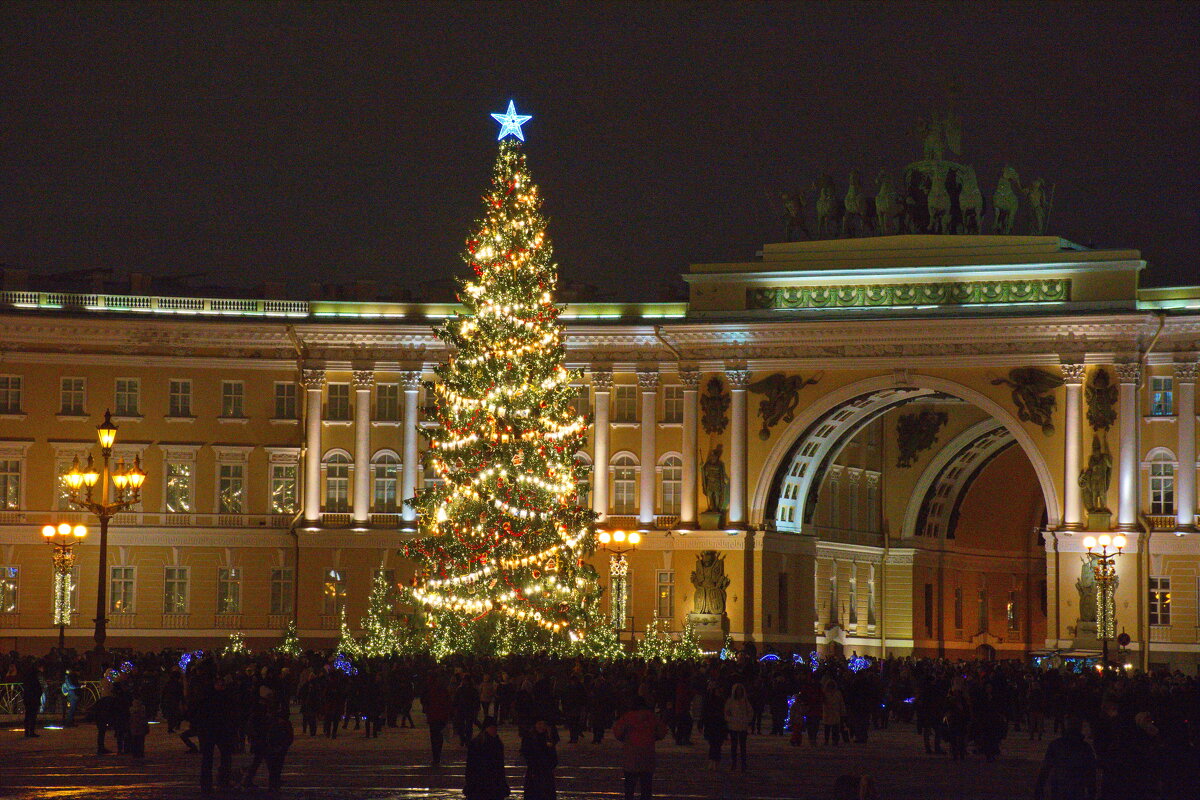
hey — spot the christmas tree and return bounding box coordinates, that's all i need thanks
[336,606,361,658]
[404,104,600,651]
[360,570,402,657]
[634,613,675,662]
[277,620,302,657]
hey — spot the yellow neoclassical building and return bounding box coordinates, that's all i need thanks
[1,234,1198,669]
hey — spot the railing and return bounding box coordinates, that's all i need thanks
[0,510,292,529]
[320,513,352,527]
[319,614,339,630]
[1150,624,1172,642]
[0,290,310,318]
[267,614,291,630]
[214,614,243,629]
[654,515,679,530]
[0,680,102,716]
[161,614,190,629]
[370,513,402,527]
[1146,515,1177,531]
[109,613,137,628]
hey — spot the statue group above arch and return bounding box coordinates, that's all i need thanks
[780,110,1056,240]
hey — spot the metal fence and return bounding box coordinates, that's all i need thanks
[0,680,102,716]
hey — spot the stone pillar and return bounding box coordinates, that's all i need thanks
[1175,361,1198,530]
[400,371,423,526]
[679,367,701,529]
[1115,362,1142,531]
[1061,363,1087,530]
[352,368,374,526]
[591,369,612,521]
[302,368,326,524]
[638,369,659,528]
[727,368,751,528]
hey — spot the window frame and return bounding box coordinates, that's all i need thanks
[114,377,140,417]
[217,463,246,514]
[1150,376,1174,416]
[220,380,246,418]
[273,382,298,420]
[376,383,400,422]
[270,568,294,615]
[168,379,192,418]
[217,567,242,614]
[0,375,23,414]
[163,566,190,614]
[613,385,637,423]
[1148,576,1171,626]
[662,386,684,424]
[326,383,351,421]
[0,565,18,612]
[109,565,135,614]
[60,377,86,416]
[656,569,675,620]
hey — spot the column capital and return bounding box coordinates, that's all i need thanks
[1114,362,1142,385]
[301,368,326,390]
[726,369,751,389]
[591,369,613,392]
[399,371,423,390]
[678,366,702,390]
[352,369,375,390]
[636,369,660,391]
[1060,362,1087,385]
[1173,360,1200,383]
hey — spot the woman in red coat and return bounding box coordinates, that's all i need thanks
[612,696,668,800]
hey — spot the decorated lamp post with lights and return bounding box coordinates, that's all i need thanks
[597,530,640,633]
[61,410,147,651]
[1082,532,1126,665]
[41,522,86,653]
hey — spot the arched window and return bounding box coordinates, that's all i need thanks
[1149,450,1176,515]
[421,453,444,491]
[612,454,638,515]
[372,452,400,512]
[660,455,682,515]
[324,452,350,513]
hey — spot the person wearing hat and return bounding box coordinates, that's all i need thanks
[611,695,668,800]
[465,716,510,800]
[520,716,558,800]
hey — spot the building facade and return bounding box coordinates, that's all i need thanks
[1,235,1198,669]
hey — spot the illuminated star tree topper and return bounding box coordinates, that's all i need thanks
[491,100,532,141]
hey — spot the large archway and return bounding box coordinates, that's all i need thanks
[752,373,1060,531]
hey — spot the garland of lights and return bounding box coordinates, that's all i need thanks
[403,114,602,653]
[52,570,73,626]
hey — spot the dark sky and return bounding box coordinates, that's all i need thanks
[2,2,1196,300]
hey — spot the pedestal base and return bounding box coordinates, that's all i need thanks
[1072,620,1100,650]
[1085,510,1112,531]
[698,511,724,531]
[687,612,728,650]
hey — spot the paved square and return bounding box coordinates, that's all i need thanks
[5,716,1049,799]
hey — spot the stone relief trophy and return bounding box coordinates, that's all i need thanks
[688,550,731,645]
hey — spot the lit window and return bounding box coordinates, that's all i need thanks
[165,462,194,513]
[1007,590,1019,631]
[613,455,637,515]
[325,453,350,512]
[164,566,189,613]
[373,453,400,512]
[1151,376,1173,416]
[0,566,18,612]
[660,456,682,515]
[656,570,674,620]
[217,568,241,614]
[569,386,591,418]
[218,464,245,514]
[0,460,21,510]
[323,568,345,615]
[1150,455,1175,515]
[270,464,298,514]
[1149,577,1171,625]
[109,566,135,613]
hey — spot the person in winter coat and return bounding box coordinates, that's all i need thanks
[161,669,184,733]
[261,705,294,791]
[465,716,510,800]
[127,696,150,758]
[21,662,42,737]
[701,686,728,770]
[611,696,668,800]
[61,667,81,727]
[821,681,847,746]
[520,717,558,800]
[724,683,754,772]
[422,670,452,767]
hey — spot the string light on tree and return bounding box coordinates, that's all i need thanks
[404,103,601,653]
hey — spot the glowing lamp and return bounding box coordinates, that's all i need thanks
[41,524,55,538]
[127,457,146,491]
[613,530,626,543]
[597,531,611,544]
[1113,534,1127,549]
[1083,536,1097,549]
[73,525,87,539]
[58,523,72,536]
[64,456,85,490]
[111,458,129,491]
[628,532,641,545]
[96,410,118,451]
[1098,534,1111,547]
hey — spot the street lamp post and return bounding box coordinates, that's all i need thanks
[1082,533,1126,666]
[597,529,641,636]
[62,410,147,652]
[41,522,87,653]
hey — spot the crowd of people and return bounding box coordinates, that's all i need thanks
[5,646,1199,799]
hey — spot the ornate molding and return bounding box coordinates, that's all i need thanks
[352,369,375,390]
[747,279,1071,311]
[678,367,702,390]
[726,369,751,389]
[399,371,423,390]
[301,369,326,390]
[636,369,660,390]
[590,369,613,392]
[1114,362,1142,385]
[1060,362,1087,385]
[1173,361,1200,383]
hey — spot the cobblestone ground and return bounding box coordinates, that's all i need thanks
[3,717,1049,800]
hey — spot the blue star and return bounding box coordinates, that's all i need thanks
[491,100,532,142]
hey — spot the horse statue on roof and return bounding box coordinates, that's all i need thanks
[993,165,1022,234]
[815,173,844,239]
[875,172,903,235]
[842,171,875,237]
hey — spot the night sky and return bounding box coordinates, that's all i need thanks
[2,2,1196,301]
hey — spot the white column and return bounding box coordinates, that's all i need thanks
[1115,362,1141,531]
[401,371,422,526]
[352,368,374,526]
[1175,361,1198,530]
[302,368,325,524]
[591,369,612,522]
[1061,363,1086,529]
[637,370,659,528]
[679,367,701,528]
[728,368,751,528]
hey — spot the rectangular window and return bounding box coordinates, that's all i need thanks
[954,586,964,630]
[270,464,298,514]
[613,386,637,422]
[217,567,241,614]
[569,385,591,419]
[0,375,22,414]
[660,458,682,515]
[1007,590,1019,631]
[0,460,20,510]
[849,479,860,531]
[168,380,192,417]
[1149,576,1171,625]
[323,568,345,615]
[270,568,294,615]
[110,566,134,613]
[0,566,18,612]
[1151,376,1174,416]
[327,383,350,420]
[165,462,194,513]
[613,462,637,515]
[376,383,400,422]
[848,575,858,626]
[60,377,86,415]
[977,588,988,633]
[115,378,139,416]
[924,583,934,637]
[163,566,189,613]
[829,570,839,626]
[777,572,789,632]
[1150,462,1175,515]
[325,458,350,512]
[656,570,674,620]
[273,382,297,419]
[866,482,879,533]
[663,386,684,423]
[218,464,245,514]
[221,381,245,417]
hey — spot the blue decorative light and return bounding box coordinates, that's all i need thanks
[179,649,204,671]
[809,651,820,671]
[491,100,532,141]
[119,661,134,674]
[848,655,871,673]
[759,653,780,662]
[333,652,358,676]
